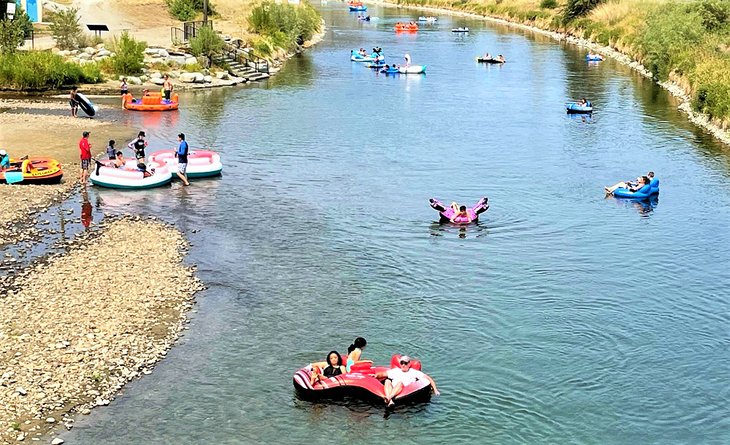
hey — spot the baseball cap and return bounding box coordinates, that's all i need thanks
[0,150,6,156]
[399,355,411,364]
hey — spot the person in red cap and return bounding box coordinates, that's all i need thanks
[79,131,92,183]
[373,355,439,407]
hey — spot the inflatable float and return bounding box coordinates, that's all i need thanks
[477,57,505,64]
[148,149,223,179]
[350,51,378,62]
[452,27,469,33]
[398,65,426,74]
[76,92,98,117]
[380,67,400,74]
[90,158,172,189]
[0,157,63,185]
[293,355,434,405]
[349,5,367,11]
[566,102,593,114]
[586,54,604,61]
[394,23,419,32]
[612,178,660,200]
[122,92,179,111]
[367,62,386,69]
[418,16,437,22]
[429,197,489,224]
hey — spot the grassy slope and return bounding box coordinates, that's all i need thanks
[394,0,730,128]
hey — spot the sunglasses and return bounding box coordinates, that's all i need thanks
[399,360,410,365]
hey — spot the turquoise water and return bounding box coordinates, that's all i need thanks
[61,4,729,444]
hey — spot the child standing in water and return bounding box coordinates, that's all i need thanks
[106,140,116,160]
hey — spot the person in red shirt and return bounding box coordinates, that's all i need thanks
[79,131,92,183]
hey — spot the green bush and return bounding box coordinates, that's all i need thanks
[0,18,24,54]
[563,0,603,22]
[638,3,705,80]
[248,0,321,51]
[166,0,216,21]
[693,0,730,32]
[49,7,81,50]
[189,25,224,57]
[107,31,146,75]
[540,0,558,10]
[0,51,103,90]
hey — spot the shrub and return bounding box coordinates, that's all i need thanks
[638,3,705,80]
[0,51,103,90]
[0,18,24,54]
[49,7,81,50]
[540,0,558,10]
[693,0,730,32]
[564,0,604,22]
[248,1,321,51]
[166,0,216,21]
[107,31,146,75]
[189,24,224,57]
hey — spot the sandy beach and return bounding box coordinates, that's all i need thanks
[0,217,203,444]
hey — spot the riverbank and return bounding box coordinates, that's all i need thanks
[374,0,730,148]
[0,216,203,444]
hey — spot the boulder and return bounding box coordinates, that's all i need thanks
[127,76,142,85]
[144,47,160,55]
[69,50,79,55]
[97,49,111,57]
[150,72,162,79]
[203,75,213,83]
[215,71,229,80]
[179,72,198,83]
[158,49,169,58]
[83,47,96,55]
[57,50,70,57]
[184,57,198,66]
[139,75,149,82]
[77,53,91,60]
[95,43,105,49]
[93,55,109,62]
[151,78,165,85]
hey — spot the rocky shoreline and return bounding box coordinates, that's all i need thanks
[374,0,730,148]
[0,216,203,445]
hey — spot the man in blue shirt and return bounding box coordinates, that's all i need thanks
[175,133,190,186]
[0,150,10,170]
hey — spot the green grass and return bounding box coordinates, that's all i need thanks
[0,51,103,90]
[248,0,321,55]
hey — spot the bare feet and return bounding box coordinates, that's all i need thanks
[387,399,395,407]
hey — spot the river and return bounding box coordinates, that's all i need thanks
[58,3,729,444]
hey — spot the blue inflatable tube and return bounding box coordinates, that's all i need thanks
[349,6,367,11]
[613,179,660,199]
[586,55,604,61]
[567,102,593,114]
[380,68,400,74]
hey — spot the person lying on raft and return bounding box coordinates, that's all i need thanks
[309,351,347,385]
[483,52,492,59]
[577,98,592,107]
[372,355,439,407]
[497,54,505,63]
[605,175,649,194]
[450,202,472,224]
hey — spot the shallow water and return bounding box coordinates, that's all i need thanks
[56,4,730,444]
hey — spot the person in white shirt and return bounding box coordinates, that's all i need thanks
[373,355,439,407]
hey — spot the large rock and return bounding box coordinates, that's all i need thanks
[151,77,165,85]
[144,47,160,55]
[203,75,213,83]
[77,53,91,60]
[215,71,229,80]
[57,50,70,57]
[150,72,162,79]
[184,57,198,66]
[83,47,96,55]
[97,49,111,57]
[93,55,109,62]
[179,72,203,83]
[158,49,169,58]
[127,76,142,85]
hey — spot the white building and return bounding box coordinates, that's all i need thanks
[16,0,42,23]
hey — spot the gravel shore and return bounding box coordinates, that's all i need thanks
[0,183,77,247]
[0,216,203,444]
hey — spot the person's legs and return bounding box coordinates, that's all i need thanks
[605,181,629,193]
[385,382,403,406]
[177,163,190,186]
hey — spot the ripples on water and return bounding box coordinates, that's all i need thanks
[55,3,730,445]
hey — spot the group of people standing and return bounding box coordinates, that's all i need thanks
[78,129,191,186]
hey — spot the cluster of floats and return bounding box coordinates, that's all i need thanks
[351,49,427,74]
[90,149,222,189]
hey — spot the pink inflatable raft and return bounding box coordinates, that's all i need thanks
[148,149,223,179]
[90,159,172,189]
[429,197,489,224]
[293,355,434,405]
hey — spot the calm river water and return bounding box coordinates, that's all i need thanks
[61,3,729,444]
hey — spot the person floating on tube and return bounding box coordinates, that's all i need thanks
[372,355,439,407]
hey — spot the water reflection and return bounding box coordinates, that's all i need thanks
[429,222,489,239]
[606,194,659,217]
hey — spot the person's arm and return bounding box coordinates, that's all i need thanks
[127,139,137,150]
[425,375,439,395]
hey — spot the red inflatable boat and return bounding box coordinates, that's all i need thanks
[293,355,434,405]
